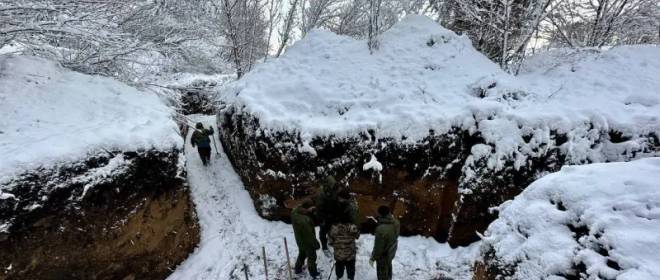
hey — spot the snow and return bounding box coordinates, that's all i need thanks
[77,154,131,199]
[224,15,509,141]
[0,190,15,200]
[362,154,383,172]
[222,15,660,172]
[481,158,660,280]
[0,55,182,183]
[169,115,480,280]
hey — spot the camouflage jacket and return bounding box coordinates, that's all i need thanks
[329,223,360,261]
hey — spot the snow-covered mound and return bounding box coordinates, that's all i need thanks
[516,45,660,162]
[224,15,512,139]
[225,16,660,162]
[0,55,182,182]
[478,158,660,280]
[219,15,659,246]
[0,55,196,279]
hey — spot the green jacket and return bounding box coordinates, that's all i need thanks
[315,180,338,223]
[292,207,320,251]
[371,215,400,261]
[342,199,360,225]
[191,127,214,148]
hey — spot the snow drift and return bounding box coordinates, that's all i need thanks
[476,158,660,280]
[0,55,197,279]
[218,15,660,245]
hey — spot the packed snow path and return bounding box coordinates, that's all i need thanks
[169,115,478,280]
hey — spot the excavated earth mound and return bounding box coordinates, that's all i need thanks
[217,16,660,246]
[475,158,660,280]
[0,55,198,279]
[0,150,198,280]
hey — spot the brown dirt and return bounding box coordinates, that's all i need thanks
[0,186,199,280]
[472,261,490,280]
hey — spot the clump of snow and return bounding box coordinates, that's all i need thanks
[480,158,660,280]
[0,55,182,182]
[77,154,132,199]
[0,190,16,200]
[363,154,383,172]
[222,15,660,174]
[363,154,384,183]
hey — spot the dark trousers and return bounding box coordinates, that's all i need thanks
[319,223,331,250]
[377,259,393,280]
[197,147,211,165]
[335,259,356,280]
[294,248,318,276]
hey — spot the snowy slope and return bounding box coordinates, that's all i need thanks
[480,158,660,280]
[222,15,660,170]
[0,55,182,182]
[170,115,480,280]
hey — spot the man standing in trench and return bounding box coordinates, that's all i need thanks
[315,175,340,255]
[292,199,321,279]
[370,205,400,280]
[190,122,214,166]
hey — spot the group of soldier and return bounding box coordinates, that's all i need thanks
[190,124,400,279]
[292,176,400,280]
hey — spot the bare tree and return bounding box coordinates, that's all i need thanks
[302,0,342,35]
[544,0,659,47]
[368,0,383,53]
[276,0,300,57]
[428,0,554,69]
[215,0,267,78]
[264,0,283,62]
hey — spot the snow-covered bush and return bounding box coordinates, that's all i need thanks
[477,158,660,280]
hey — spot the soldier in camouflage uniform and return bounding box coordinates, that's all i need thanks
[329,212,360,280]
[190,122,214,166]
[370,206,400,280]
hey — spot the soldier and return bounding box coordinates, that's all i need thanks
[369,206,400,280]
[337,189,360,226]
[329,212,360,280]
[190,122,214,166]
[315,175,339,253]
[292,200,321,279]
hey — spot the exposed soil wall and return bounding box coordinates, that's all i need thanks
[0,150,199,280]
[218,109,476,242]
[218,108,659,247]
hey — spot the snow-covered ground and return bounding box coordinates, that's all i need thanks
[481,158,660,280]
[170,115,479,280]
[0,55,181,183]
